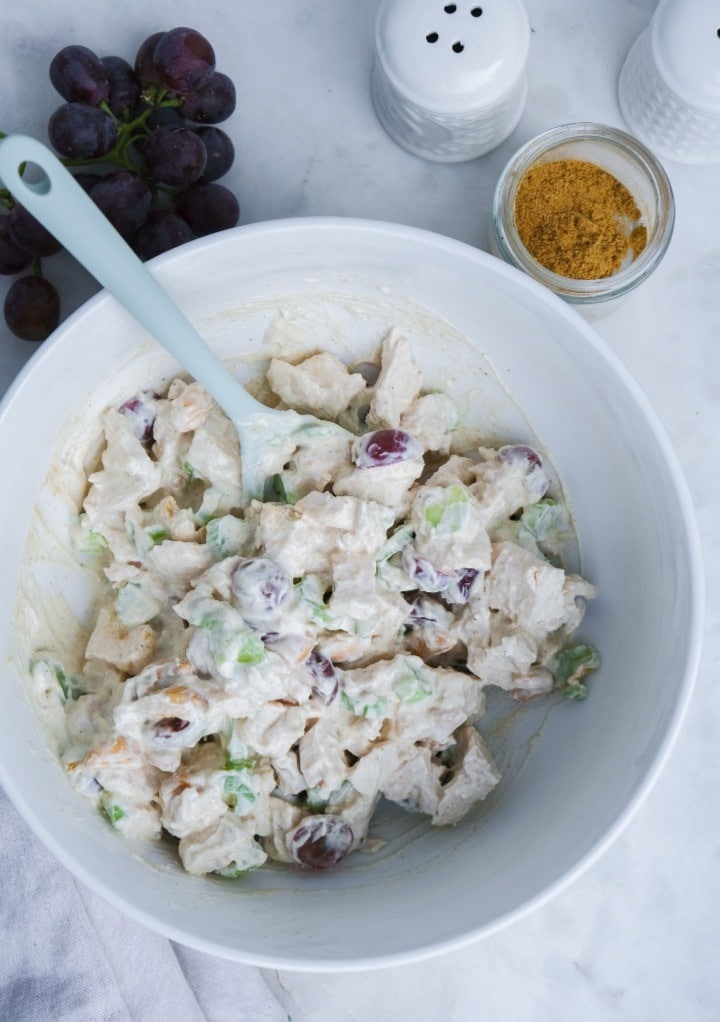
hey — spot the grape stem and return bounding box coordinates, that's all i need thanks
[0,93,183,184]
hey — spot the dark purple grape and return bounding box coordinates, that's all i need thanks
[143,126,207,188]
[498,444,543,470]
[6,204,62,257]
[118,390,158,443]
[72,171,104,193]
[289,815,354,869]
[152,28,215,93]
[231,558,291,624]
[48,102,119,159]
[4,275,60,341]
[90,170,152,237]
[306,649,339,705]
[101,56,142,118]
[0,217,33,275]
[175,182,239,236]
[194,126,234,183]
[134,209,195,260]
[402,549,457,593]
[354,429,422,469]
[153,716,190,739]
[146,106,186,130]
[49,44,110,106]
[134,31,166,86]
[443,567,480,604]
[179,71,236,124]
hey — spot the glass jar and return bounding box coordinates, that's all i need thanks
[490,122,675,318]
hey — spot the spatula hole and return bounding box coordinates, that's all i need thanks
[20,162,52,196]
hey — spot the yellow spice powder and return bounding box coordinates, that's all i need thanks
[513,159,648,280]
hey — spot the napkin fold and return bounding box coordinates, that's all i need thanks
[0,786,286,1022]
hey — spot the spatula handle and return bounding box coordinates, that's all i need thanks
[0,134,259,421]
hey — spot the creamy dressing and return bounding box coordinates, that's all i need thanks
[28,327,598,877]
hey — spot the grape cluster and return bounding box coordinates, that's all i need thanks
[1,27,240,341]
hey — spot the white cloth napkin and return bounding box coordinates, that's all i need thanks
[0,786,287,1022]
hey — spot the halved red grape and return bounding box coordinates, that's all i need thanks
[354,428,422,468]
[152,28,215,93]
[49,44,110,106]
[498,444,543,469]
[289,814,354,869]
[408,595,444,625]
[118,390,158,443]
[153,716,190,739]
[443,567,480,604]
[4,275,60,341]
[231,558,291,624]
[306,649,339,705]
[402,549,457,593]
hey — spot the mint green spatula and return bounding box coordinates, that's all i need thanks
[0,134,351,500]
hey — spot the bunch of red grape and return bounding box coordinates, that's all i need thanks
[0,26,240,341]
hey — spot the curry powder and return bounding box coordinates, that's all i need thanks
[513,159,648,279]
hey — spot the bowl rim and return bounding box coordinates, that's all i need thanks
[0,215,705,971]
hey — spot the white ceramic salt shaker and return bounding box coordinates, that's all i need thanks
[618,0,720,164]
[371,0,530,162]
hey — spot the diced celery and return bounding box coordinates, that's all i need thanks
[553,644,600,700]
[341,690,388,718]
[305,786,328,811]
[306,779,351,811]
[393,673,432,703]
[225,756,255,772]
[296,575,340,628]
[100,794,125,826]
[116,581,161,627]
[235,634,266,664]
[423,483,469,533]
[375,524,415,562]
[30,655,84,702]
[262,473,290,503]
[206,516,250,559]
[519,499,568,545]
[215,863,250,878]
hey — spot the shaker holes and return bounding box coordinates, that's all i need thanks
[425,4,484,50]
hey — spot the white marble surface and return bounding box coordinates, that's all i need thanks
[1,1,718,1019]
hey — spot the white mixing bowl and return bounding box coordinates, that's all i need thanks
[0,218,703,970]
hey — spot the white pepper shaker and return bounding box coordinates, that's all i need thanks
[618,0,720,165]
[371,0,530,162]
